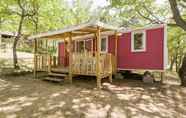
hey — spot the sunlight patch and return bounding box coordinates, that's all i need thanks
[0,104,22,113]
[84,103,111,118]
[50,93,61,98]
[110,106,127,118]
[116,93,134,100]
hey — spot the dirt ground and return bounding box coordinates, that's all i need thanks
[0,74,186,118]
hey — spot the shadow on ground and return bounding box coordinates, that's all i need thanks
[0,74,185,118]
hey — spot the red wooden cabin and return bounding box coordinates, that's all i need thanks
[58,24,168,71]
[29,21,167,88]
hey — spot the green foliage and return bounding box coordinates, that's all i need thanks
[109,0,186,71]
[0,0,186,71]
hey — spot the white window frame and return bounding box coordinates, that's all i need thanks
[75,40,85,53]
[100,36,108,53]
[131,30,146,52]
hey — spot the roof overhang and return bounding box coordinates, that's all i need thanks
[0,31,17,37]
[28,20,119,40]
[119,24,166,33]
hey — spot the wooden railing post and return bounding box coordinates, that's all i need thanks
[45,39,52,73]
[53,56,57,67]
[96,27,101,89]
[68,32,73,84]
[109,53,112,83]
[41,56,43,70]
[48,54,51,73]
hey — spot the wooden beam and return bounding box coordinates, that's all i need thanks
[96,26,101,89]
[43,32,92,40]
[68,32,73,84]
[77,27,110,34]
[71,32,91,36]
[78,29,97,33]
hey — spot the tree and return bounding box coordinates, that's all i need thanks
[169,0,186,86]
[109,0,186,86]
[168,27,186,71]
[0,0,37,69]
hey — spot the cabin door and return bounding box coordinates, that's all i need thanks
[58,42,69,67]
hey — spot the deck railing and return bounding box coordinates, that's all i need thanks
[72,52,113,76]
[35,54,58,72]
[35,52,114,76]
[35,54,48,71]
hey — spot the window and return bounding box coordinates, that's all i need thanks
[131,31,146,52]
[76,40,85,53]
[101,36,108,53]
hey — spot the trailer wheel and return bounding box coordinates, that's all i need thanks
[143,71,154,83]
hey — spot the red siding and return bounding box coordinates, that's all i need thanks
[58,26,165,70]
[58,42,65,66]
[58,42,68,67]
[117,28,164,70]
[93,38,97,52]
[108,35,115,55]
[85,39,92,51]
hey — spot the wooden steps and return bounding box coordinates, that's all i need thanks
[48,72,67,77]
[43,77,63,82]
[43,72,67,82]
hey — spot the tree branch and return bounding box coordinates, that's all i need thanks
[169,0,186,31]
[142,5,164,24]
[137,10,161,24]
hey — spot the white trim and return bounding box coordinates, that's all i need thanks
[131,30,146,52]
[120,24,166,33]
[100,36,108,53]
[163,24,168,70]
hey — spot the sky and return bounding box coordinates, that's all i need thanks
[66,0,166,9]
[92,0,109,8]
[92,0,165,7]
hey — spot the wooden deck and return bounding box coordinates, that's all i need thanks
[51,66,69,74]
[51,66,111,78]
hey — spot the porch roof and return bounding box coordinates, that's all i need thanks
[0,31,17,37]
[28,20,119,40]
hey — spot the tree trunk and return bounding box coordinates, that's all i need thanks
[13,37,19,69]
[168,0,186,86]
[179,54,186,86]
[13,14,24,69]
[170,56,176,71]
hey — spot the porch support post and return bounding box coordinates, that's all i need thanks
[96,27,101,89]
[91,38,93,53]
[68,32,73,84]
[64,39,67,66]
[33,39,37,78]
[114,31,118,74]
[160,72,165,83]
[47,39,51,73]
